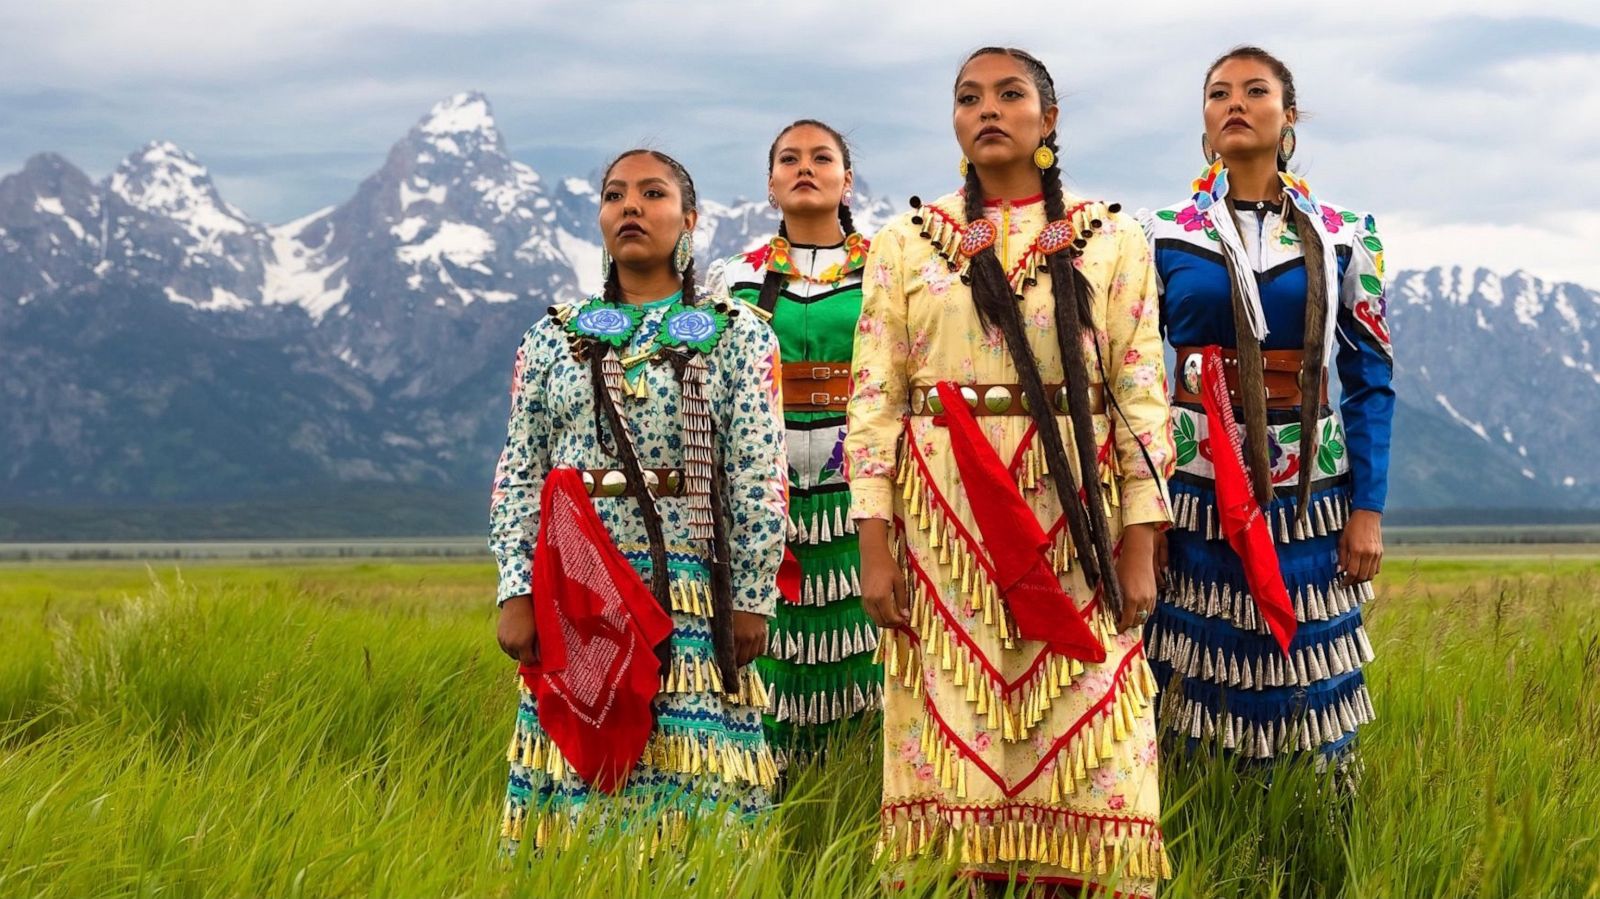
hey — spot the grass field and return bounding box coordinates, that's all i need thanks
[2,555,1598,898]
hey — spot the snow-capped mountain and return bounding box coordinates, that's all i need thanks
[1387,267,1600,505]
[0,90,1593,525]
[0,153,103,307]
[104,141,275,312]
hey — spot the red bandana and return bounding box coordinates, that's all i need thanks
[934,381,1106,663]
[519,468,675,792]
[1196,348,1297,656]
[778,546,803,604]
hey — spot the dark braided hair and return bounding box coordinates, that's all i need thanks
[957,47,1123,616]
[757,119,857,314]
[1205,46,1329,516]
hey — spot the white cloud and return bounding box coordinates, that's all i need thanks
[1386,212,1600,290]
[1,0,1596,287]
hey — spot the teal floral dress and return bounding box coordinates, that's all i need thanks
[489,292,788,844]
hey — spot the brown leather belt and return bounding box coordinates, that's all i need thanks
[580,467,689,499]
[908,382,1104,417]
[1172,346,1327,409]
[782,362,851,412]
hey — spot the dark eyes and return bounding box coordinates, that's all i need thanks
[957,89,1025,105]
[601,188,666,201]
[1210,86,1271,100]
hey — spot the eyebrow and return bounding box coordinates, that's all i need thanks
[1208,77,1272,89]
[955,75,1030,92]
[776,145,838,154]
[602,177,671,191]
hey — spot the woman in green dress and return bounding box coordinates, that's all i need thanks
[706,120,881,763]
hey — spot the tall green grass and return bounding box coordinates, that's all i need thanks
[1,558,1596,897]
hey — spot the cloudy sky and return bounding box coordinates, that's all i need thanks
[2,0,1597,284]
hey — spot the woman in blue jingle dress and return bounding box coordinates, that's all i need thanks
[1140,46,1394,767]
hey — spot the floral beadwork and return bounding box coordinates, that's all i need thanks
[658,303,730,355]
[744,233,870,287]
[567,299,643,347]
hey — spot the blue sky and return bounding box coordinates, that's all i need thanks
[2,0,1597,284]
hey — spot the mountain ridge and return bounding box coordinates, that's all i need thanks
[1,91,1594,532]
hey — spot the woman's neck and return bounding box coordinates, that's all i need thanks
[1221,151,1283,202]
[782,209,846,246]
[615,267,683,305]
[975,163,1043,205]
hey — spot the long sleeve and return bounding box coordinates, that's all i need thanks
[1335,213,1395,513]
[844,220,911,521]
[488,323,555,605]
[718,312,789,617]
[1101,215,1175,528]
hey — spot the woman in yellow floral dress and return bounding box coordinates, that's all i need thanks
[846,48,1175,895]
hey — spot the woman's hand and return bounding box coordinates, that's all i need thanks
[497,594,539,667]
[733,611,769,668]
[857,518,910,628]
[1115,524,1159,632]
[1339,509,1384,585]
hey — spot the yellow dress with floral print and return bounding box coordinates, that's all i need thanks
[845,191,1175,894]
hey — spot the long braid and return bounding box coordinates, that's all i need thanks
[961,166,1107,594]
[602,263,622,303]
[1287,199,1329,521]
[1221,245,1276,507]
[1038,132,1123,613]
[680,253,698,305]
[838,201,857,237]
[755,220,789,314]
[588,349,673,664]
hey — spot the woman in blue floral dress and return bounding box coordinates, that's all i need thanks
[490,149,788,845]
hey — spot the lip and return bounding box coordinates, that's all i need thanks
[615,222,646,238]
[793,179,818,191]
[976,125,1009,141]
[1222,117,1251,131]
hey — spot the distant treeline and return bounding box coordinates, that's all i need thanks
[2,488,1598,543]
[0,485,483,542]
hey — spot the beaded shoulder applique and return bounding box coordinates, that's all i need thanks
[908,195,1121,299]
[556,297,737,358]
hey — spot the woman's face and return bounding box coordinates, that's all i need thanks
[768,124,853,220]
[953,53,1057,171]
[1203,56,1295,163]
[599,153,696,269]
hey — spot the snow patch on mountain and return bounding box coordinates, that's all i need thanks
[396,221,494,270]
[263,207,346,321]
[1434,393,1489,441]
